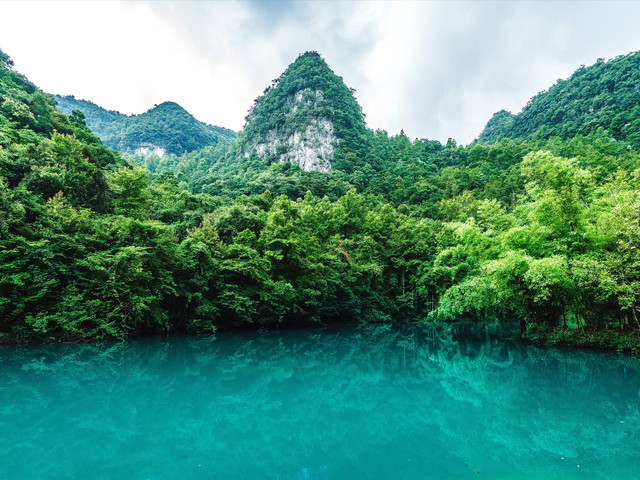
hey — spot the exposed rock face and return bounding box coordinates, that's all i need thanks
[288,118,334,172]
[240,52,368,174]
[54,96,236,155]
[247,89,336,172]
[134,144,166,157]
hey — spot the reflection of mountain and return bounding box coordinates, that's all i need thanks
[2,325,640,479]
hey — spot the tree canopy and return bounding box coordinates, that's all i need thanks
[477,51,640,148]
[2,46,640,352]
[55,95,236,155]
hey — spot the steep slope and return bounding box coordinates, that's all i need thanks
[55,95,125,127]
[55,95,236,155]
[1,48,221,340]
[238,51,368,172]
[0,52,121,198]
[478,51,640,146]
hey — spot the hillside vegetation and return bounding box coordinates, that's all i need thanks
[238,51,369,172]
[2,49,640,352]
[55,95,235,155]
[478,51,640,147]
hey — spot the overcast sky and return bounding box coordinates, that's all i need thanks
[1,0,639,144]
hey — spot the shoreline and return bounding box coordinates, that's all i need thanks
[3,320,640,355]
[522,327,640,355]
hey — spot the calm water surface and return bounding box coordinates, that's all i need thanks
[1,324,640,479]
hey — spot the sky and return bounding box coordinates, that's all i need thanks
[1,0,639,145]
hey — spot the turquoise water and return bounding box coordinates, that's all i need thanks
[1,324,640,480]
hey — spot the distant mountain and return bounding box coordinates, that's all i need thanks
[54,95,236,156]
[238,51,369,172]
[478,51,640,147]
[0,53,122,199]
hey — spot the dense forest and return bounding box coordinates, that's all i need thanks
[236,51,370,171]
[1,48,639,351]
[478,52,640,146]
[55,95,236,155]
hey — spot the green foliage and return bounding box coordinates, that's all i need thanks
[238,51,370,169]
[108,166,150,219]
[55,96,236,155]
[478,52,640,149]
[3,46,640,350]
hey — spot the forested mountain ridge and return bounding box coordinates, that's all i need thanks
[2,46,640,352]
[0,53,123,194]
[478,51,640,146]
[238,51,369,172]
[55,95,236,156]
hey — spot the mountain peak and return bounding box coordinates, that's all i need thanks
[239,51,367,172]
[296,50,323,61]
[55,96,236,155]
[477,51,640,145]
[149,101,185,112]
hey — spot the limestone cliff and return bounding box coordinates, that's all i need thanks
[239,52,367,172]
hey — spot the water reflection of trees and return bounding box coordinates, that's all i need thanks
[1,325,639,479]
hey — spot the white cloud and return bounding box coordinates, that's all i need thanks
[1,0,639,144]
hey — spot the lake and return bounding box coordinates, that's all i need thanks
[1,324,639,479]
